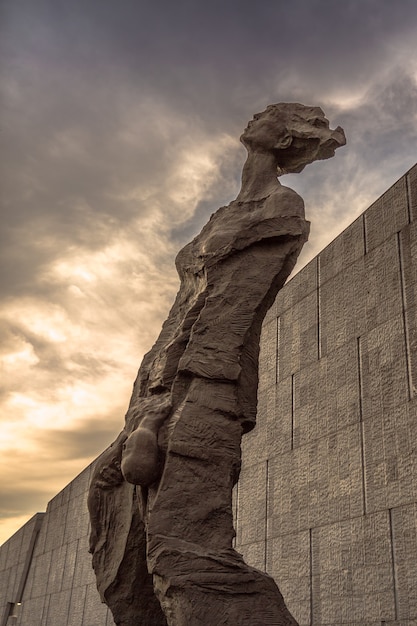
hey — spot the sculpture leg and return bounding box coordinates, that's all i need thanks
[145,378,299,626]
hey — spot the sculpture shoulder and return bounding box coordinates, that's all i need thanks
[263,185,305,219]
[175,189,307,270]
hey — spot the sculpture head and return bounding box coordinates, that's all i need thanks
[240,103,346,174]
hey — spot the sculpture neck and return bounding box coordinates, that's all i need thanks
[236,152,281,202]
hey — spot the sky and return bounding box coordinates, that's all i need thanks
[1,0,417,545]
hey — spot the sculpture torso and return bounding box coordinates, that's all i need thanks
[127,184,307,433]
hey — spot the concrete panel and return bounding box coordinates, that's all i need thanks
[364,177,409,251]
[318,214,365,285]
[364,402,417,513]
[278,289,318,380]
[235,461,267,547]
[293,338,360,447]
[360,315,409,421]
[391,503,417,619]
[311,512,396,624]
[267,424,364,537]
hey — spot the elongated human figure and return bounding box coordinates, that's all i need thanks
[88,103,345,626]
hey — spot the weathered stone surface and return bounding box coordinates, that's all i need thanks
[88,103,345,625]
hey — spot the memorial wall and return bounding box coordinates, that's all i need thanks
[1,163,416,626]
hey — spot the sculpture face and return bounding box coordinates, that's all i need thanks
[241,103,346,173]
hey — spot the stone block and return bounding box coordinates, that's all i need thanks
[407,163,417,221]
[364,176,409,251]
[391,503,417,619]
[272,575,310,626]
[318,214,365,285]
[267,424,363,536]
[266,530,310,580]
[258,316,278,391]
[320,235,402,356]
[44,589,71,624]
[0,539,9,573]
[69,464,92,500]
[5,567,17,601]
[18,595,49,626]
[43,505,67,553]
[46,544,67,594]
[48,485,70,512]
[274,257,318,319]
[293,338,360,447]
[64,491,90,545]
[73,534,96,588]
[278,289,318,380]
[61,539,78,592]
[359,315,409,421]
[67,585,87,626]
[266,377,293,456]
[238,540,265,571]
[5,533,23,569]
[398,221,417,310]
[235,461,267,546]
[311,512,396,624]
[399,221,417,397]
[34,512,49,556]
[241,388,268,463]
[29,550,52,599]
[82,582,109,626]
[363,402,417,513]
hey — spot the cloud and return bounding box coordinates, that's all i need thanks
[1,0,417,544]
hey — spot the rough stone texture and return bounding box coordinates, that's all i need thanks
[86,104,345,626]
[1,164,417,625]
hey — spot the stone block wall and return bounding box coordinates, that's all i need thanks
[0,465,114,626]
[1,164,416,625]
[235,164,417,625]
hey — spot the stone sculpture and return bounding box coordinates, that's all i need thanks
[88,103,345,626]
